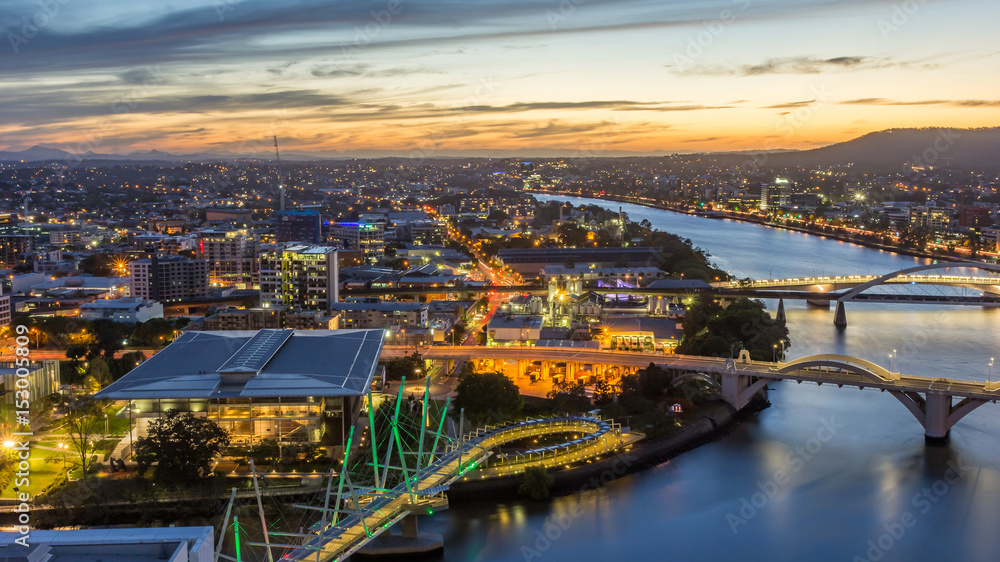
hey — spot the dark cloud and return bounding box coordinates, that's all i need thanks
[839,98,1000,107]
[511,121,605,139]
[763,100,817,109]
[675,56,883,76]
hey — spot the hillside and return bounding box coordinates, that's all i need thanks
[762,127,1000,171]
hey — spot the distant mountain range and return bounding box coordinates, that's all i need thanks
[758,127,1000,171]
[2,127,998,169]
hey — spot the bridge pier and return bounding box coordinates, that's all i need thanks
[721,371,775,410]
[357,514,444,558]
[775,298,786,326]
[833,301,847,329]
[888,390,987,444]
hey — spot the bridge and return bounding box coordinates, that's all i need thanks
[384,345,1000,443]
[343,263,1000,325]
[230,378,626,562]
[717,262,1000,327]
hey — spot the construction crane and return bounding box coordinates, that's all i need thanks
[273,136,285,211]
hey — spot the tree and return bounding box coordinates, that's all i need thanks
[86,357,112,388]
[547,379,590,414]
[556,223,588,247]
[66,344,88,363]
[134,411,231,483]
[593,378,616,406]
[518,465,554,500]
[384,352,423,380]
[454,371,523,425]
[65,399,104,482]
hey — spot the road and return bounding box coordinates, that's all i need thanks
[0,348,160,362]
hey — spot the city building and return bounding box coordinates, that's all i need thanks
[0,287,9,326]
[260,244,339,311]
[760,178,792,211]
[0,526,214,562]
[497,247,659,277]
[200,306,339,331]
[487,315,543,344]
[95,329,385,449]
[0,360,59,413]
[129,255,209,302]
[276,210,322,244]
[48,229,102,246]
[598,317,683,352]
[196,228,259,289]
[78,297,164,323]
[959,206,992,227]
[0,234,34,269]
[395,219,448,245]
[910,205,952,231]
[205,206,253,222]
[33,250,80,274]
[329,300,428,329]
[327,222,385,263]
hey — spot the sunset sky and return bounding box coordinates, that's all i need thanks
[2,0,999,156]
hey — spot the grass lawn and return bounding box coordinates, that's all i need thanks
[0,438,75,499]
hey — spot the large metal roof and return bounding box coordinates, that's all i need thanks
[95,329,384,400]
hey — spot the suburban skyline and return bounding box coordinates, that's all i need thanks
[2,0,999,156]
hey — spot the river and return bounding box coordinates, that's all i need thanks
[421,194,1000,562]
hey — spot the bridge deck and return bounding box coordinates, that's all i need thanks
[391,346,1000,401]
[284,416,623,561]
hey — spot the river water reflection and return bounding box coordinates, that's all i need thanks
[423,194,1000,562]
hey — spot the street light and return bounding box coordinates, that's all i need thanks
[57,442,67,472]
[772,344,778,363]
[990,358,995,385]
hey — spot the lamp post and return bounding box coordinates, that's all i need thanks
[990,358,995,385]
[57,442,67,472]
[772,344,778,363]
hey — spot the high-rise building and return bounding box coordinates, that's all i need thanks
[196,228,260,289]
[760,178,792,211]
[276,210,322,244]
[0,213,34,269]
[327,222,384,263]
[129,255,209,302]
[260,244,339,311]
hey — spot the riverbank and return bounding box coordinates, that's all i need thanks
[447,397,767,501]
[529,190,991,266]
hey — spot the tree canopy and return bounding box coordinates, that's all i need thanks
[676,297,789,361]
[453,370,523,425]
[134,411,231,483]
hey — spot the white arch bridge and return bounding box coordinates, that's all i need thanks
[715,262,1000,327]
[672,353,998,443]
